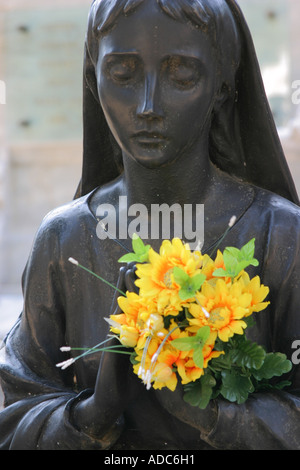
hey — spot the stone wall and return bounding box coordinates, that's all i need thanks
[0,0,91,295]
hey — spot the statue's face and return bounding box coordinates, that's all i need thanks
[96,0,219,169]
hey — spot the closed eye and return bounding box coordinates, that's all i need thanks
[163,56,203,89]
[104,54,141,84]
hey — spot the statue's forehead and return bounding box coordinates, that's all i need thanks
[97,2,215,61]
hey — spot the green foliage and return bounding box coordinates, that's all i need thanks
[171,326,210,369]
[220,370,255,404]
[230,338,266,370]
[251,352,292,380]
[184,373,216,409]
[183,332,292,409]
[173,267,206,300]
[168,239,291,408]
[213,238,259,279]
[118,234,150,263]
[118,236,292,410]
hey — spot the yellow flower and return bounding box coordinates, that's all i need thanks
[117,291,140,322]
[109,292,165,348]
[174,330,223,384]
[119,325,139,348]
[133,336,163,389]
[106,316,139,348]
[152,362,177,391]
[200,251,225,280]
[202,332,224,367]
[135,238,203,315]
[136,239,202,293]
[188,278,252,342]
[108,238,270,393]
[144,313,165,337]
[239,272,270,315]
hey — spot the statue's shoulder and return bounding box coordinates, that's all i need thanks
[249,186,300,249]
[36,190,96,240]
[254,186,300,222]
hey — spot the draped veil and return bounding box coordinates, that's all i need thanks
[75,0,299,205]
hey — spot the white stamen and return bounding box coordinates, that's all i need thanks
[56,358,75,370]
[202,307,210,318]
[151,353,159,364]
[60,346,71,352]
[228,215,237,228]
[104,317,121,329]
[68,257,79,266]
[145,370,152,390]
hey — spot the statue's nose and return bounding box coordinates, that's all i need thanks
[137,73,164,119]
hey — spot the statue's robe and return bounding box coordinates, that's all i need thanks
[0,175,299,450]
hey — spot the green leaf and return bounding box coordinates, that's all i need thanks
[171,326,210,351]
[240,238,256,260]
[118,234,150,263]
[171,326,210,367]
[252,352,292,381]
[193,346,204,369]
[212,268,228,278]
[273,380,292,390]
[231,339,266,370]
[195,325,211,343]
[191,273,206,290]
[171,336,197,351]
[213,238,259,279]
[173,266,189,285]
[220,370,254,404]
[209,352,232,371]
[255,380,291,392]
[173,267,206,300]
[118,253,143,263]
[225,246,241,258]
[184,373,216,409]
[132,233,147,255]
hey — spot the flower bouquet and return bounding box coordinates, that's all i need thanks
[59,226,292,409]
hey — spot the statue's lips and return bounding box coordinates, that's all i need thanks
[131,131,168,145]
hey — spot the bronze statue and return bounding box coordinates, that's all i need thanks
[0,0,299,449]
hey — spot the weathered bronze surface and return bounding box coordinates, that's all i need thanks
[0,0,299,449]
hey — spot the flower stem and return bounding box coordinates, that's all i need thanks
[68,258,126,296]
[97,221,131,254]
[208,215,237,258]
[57,338,132,369]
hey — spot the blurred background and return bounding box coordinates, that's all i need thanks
[0,0,299,339]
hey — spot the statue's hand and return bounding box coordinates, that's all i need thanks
[72,335,140,438]
[155,382,218,435]
[71,263,139,438]
[110,262,138,316]
[122,261,138,293]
